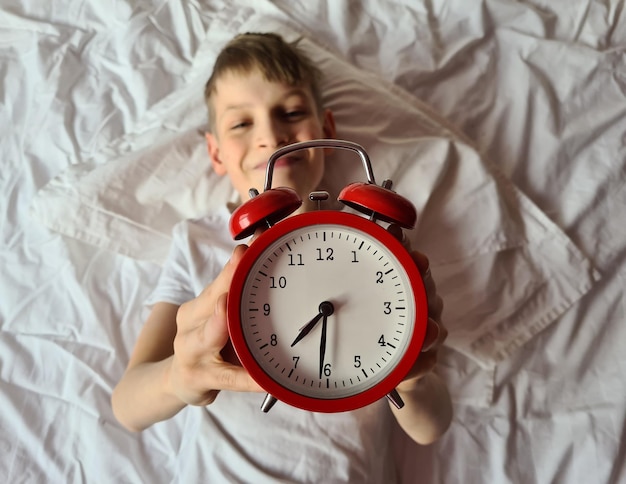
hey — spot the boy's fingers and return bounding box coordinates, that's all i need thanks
[207,244,247,297]
[386,225,443,322]
[176,294,263,394]
[250,226,266,243]
[178,244,248,326]
[386,225,428,271]
[200,292,231,351]
[412,250,430,277]
[412,252,439,312]
[421,318,440,352]
[209,365,264,393]
[386,223,405,245]
[204,294,263,392]
[431,295,444,321]
[174,293,230,363]
[421,318,448,352]
[385,224,431,280]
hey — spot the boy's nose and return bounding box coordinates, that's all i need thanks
[256,119,289,149]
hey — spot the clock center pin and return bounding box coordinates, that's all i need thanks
[319,301,334,316]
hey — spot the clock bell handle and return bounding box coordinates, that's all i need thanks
[263,139,417,229]
[264,139,376,192]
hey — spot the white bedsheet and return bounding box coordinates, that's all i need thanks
[2,1,625,483]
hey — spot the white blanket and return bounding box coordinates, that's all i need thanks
[3,1,625,483]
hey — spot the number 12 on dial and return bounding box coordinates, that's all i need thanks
[227,210,428,413]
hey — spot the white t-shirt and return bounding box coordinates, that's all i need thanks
[148,205,398,483]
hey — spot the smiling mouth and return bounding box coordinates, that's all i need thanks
[255,155,302,170]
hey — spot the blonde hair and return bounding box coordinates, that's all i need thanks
[204,32,323,130]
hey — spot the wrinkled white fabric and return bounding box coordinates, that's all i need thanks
[2,1,625,483]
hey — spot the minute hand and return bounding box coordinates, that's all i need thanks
[319,315,328,380]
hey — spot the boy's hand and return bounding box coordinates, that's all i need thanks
[386,225,447,391]
[168,244,264,407]
[165,227,445,408]
[397,249,447,390]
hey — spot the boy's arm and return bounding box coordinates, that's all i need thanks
[111,302,185,432]
[111,245,262,432]
[391,361,452,445]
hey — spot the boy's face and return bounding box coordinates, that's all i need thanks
[206,69,335,207]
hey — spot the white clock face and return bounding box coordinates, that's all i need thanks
[238,221,417,400]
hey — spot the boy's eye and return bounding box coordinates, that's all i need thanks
[230,121,251,130]
[284,110,307,121]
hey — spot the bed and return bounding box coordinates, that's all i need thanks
[3,0,625,482]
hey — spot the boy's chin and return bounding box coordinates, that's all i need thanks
[268,170,297,189]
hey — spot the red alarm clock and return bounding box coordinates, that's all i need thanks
[227,139,428,413]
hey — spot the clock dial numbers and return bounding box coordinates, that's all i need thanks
[288,252,305,266]
[269,276,287,289]
[316,247,334,261]
[239,223,416,401]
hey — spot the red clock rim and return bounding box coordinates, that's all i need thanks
[227,210,428,413]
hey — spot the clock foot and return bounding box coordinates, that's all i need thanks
[386,389,405,409]
[260,393,278,413]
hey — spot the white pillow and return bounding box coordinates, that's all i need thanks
[30,18,598,376]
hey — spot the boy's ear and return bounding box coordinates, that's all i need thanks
[322,109,336,139]
[206,132,227,176]
[322,109,337,156]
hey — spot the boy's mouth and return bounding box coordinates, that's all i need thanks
[255,155,302,171]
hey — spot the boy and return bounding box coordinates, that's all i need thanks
[112,33,451,482]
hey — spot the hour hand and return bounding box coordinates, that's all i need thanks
[291,312,324,347]
[291,301,334,347]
